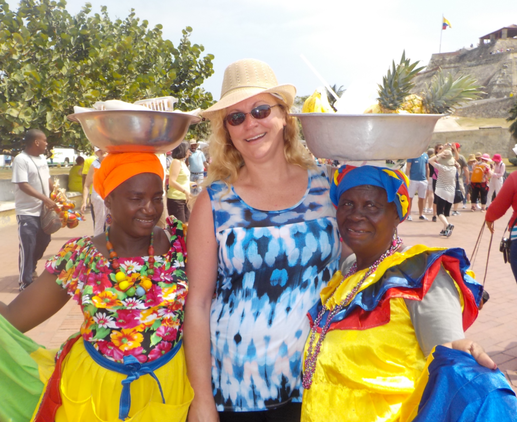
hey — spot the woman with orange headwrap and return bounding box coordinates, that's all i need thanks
[0,152,193,422]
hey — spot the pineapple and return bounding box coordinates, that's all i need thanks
[365,52,483,114]
[420,72,483,114]
[365,51,424,114]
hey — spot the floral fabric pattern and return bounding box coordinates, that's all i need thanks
[45,217,187,364]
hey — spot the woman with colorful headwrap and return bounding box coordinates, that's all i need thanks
[300,164,517,422]
[0,152,193,422]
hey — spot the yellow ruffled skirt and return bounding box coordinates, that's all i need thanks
[31,337,193,422]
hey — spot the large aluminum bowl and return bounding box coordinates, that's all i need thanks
[67,110,202,153]
[292,113,443,160]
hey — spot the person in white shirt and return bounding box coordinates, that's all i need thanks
[487,153,506,207]
[11,129,56,290]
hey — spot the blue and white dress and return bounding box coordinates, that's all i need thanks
[207,165,341,412]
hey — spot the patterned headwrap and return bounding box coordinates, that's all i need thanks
[93,152,164,199]
[330,165,411,222]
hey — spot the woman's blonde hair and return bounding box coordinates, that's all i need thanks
[203,100,314,188]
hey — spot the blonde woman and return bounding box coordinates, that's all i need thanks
[184,59,341,421]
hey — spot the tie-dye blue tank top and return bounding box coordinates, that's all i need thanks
[207,165,341,412]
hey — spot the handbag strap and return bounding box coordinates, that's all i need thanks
[470,221,492,287]
[26,153,47,195]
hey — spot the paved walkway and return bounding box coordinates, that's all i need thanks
[0,206,516,388]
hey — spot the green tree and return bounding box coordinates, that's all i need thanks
[508,99,517,140]
[0,0,214,154]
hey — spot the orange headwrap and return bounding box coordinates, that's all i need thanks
[93,152,164,199]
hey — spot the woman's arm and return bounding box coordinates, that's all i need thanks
[405,266,495,369]
[485,172,517,229]
[184,189,220,422]
[0,270,70,333]
[428,155,438,168]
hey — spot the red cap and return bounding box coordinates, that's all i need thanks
[455,143,461,149]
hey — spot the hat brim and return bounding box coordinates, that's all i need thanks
[201,84,296,119]
[438,157,456,166]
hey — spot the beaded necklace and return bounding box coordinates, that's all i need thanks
[105,226,155,297]
[302,236,403,389]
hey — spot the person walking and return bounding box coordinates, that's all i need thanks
[188,139,209,195]
[425,147,435,214]
[430,143,444,222]
[429,148,458,236]
[487,153,506,207]
[80,148,108,235]
[470,153,492,212]
[11,129,57,291]
[406,152,429,221]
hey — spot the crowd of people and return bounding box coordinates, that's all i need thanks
[2,59,517,422]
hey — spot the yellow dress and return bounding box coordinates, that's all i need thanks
[301,245,481,422]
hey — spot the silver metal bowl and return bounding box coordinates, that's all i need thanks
[67,110,202,153]
[292,113,443,160]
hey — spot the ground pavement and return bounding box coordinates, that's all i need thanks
[0,207,516,389]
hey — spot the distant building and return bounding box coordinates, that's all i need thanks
[480,25,517,44]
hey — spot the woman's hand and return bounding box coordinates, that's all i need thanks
[485,220,495,234]
[187,397,220,422]
[443,339,497,370]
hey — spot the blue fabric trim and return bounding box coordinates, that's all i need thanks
[308,248,483,329]
[414,345,517,421]
[84,340,181,420]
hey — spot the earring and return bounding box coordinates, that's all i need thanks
[392,229,398,246]
[105,212,112,226]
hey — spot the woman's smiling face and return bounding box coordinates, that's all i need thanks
[337,185,400,261]
[224,93,286,163]
[105,173,164,237]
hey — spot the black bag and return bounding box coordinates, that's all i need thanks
[453,172,464,204]
[500,224,513,264]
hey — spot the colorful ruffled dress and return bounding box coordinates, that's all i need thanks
[301,245,517,422]
[0,218,193,422]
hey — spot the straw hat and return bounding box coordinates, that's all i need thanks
[202,59,296,119]
[437,149,455,166]
[492,153,502,163]
[475,152,482,159]
[189,139,198,145]
[467,153,476,163]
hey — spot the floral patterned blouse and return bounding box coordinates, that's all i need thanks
[45,218,188,364]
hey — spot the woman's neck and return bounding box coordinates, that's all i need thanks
[355,240,403,271]
[108,225,153,258]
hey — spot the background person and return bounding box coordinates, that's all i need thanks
[184,58,341,422]
[67,156,84,192]
[451,143,469,215]
[487,153,506,207]
[429,148,458,237]
[470,153,493,212]
[406,151,429,221]
[167,141,191,223]
[0,152,193,422]
[188,139,209,195]
[80,148,108,236]
[486,169,517,282]
[11,129,56,291]
[301,164,516,422]
[430,143,444,222]
[425,147,435,214]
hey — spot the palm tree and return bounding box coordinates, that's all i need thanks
[327,84,346,111]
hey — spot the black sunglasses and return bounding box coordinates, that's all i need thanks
[225,104,280,127]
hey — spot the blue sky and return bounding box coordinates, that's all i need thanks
[6,0,517,98]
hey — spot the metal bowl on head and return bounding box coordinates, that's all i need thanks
[292,113,443,161]
[67,110,202,153]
